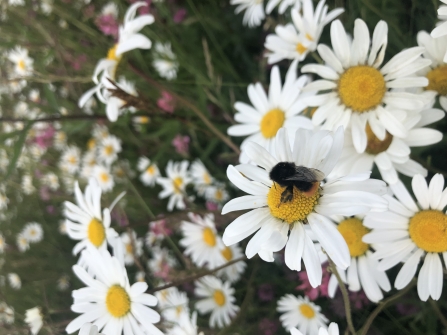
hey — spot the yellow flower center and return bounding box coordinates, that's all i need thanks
[267,185,319,224]
[146,165,155,175]
[213,290,226,306]
[68,156,77,165]
[337,218,370,257]
[175,305,183,316]
[100,172,110,183]
[18,59,26,70]
[299,304,315,319]
[365,124,393,155]
[107,44,121,62]
[426,65,447,96]
[87,138,96,150]
[202,227,216,247]
[105,285,131,318]
[215,190,223,201]
[125,243,133,254]
[104,145,114,156]
[338,66,386,113]
[138,116,150,124]
[203,172,211,185]
[260,109,285,139]
[87,218,106,247]
[409,210,447,253]
[221,246,233,261]
[296,43,307,55]
[173,177,183,194]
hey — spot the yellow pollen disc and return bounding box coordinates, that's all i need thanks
[87,138,96,150]
[299,304,315,319]
[202,227,216,247]
[215,190,223,201]
[213,290,226,306]
[296,43,307,55]
[221,246,233,261]
[107,44,121,62]
[100,172,110,183]
[365,123,393,155]
[173,177,183,194]
[146,165,155,175]
[203,172,211,185]
[426,65,447,96]
[260,109,285,139]
[125,243,133,254]
[409,210,447,253]
[68,156,77,165]
[104,145,114,156]
[175,306,183,316]
[106,285,131,318]
[337,218,370,257]
[338,66,386,113]
[30,230,36,236]
[267,185,319,224]
[18,59,26,70]
[138,116,150,124]
[87,218,106,247]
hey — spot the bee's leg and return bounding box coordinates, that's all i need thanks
[279,185,294,205]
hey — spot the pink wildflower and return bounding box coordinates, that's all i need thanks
[172,134,190,155]
[173,8,187,23]
[34,125,55,149]
[206,201,219,211]
[296,262,330,300]
[95,14,119,38]
[157,91,175,113]
[149,219,172,237]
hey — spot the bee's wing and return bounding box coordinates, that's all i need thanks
[309,168,325,181]
[284,166,325,182]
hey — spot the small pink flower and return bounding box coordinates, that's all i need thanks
[71,54,87,71]
[350,290,370,310]
[157,91,175,113]
[296,262,330,300]
[34,125,55,149]
[173,8,187,23]
[95,14,119,38]
[172,134,190,155]
[206,201,219,211]
[154,263,171,280]
[257,284,274,302]
[39,187,51,201]
[149,219,172,237]
[258,318,279,335]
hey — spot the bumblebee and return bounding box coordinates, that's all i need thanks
[269,162,325,204]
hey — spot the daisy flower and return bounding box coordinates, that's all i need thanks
[65,247,163,335]
[59,146,81,174]
[167,311,202,335]
[54,131,67,150]
[57,275,70,291]
[195,276,239,328]
[21,174,35,195]
[78,323,105,335]
[431,0,447,61]
[7,273,21,289]
[180,213,224,269]
[205,183,230,206]
[266,0,300,15]
[7,47,33,76]
[0,302,14,325]
[102,78,138,122]
[137,157,160,187]
[98,135,122,165]
[64,179,117,255]
[120,230,143,266]
[157,160,191,211]
[364,174,447,301]
[81,151,98,180]
[93,165,115,192]
[227,60,313,163]
[216,243,246,283]
[330,108,444,184]
[152,42,179,80]
[190,159,213,196]
[417,30,447,111]
[148,246,177,279]
[25,307,43,335]
[160,288,190,323]
[265,0,344,64]
[230,0,265,28]
[16,232,29,252]
[277,294,327,333]
[326,216,391,303]
[22,222,44,243]
[222,127,387,286]
[290,322,339,335]
[302,19,431,154]
[43,173,59,191]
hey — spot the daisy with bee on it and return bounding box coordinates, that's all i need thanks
[222,127,388,287]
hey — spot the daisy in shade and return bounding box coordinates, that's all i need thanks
[327,216,391,303]
[180,213,224,269]
[65,246,163,335]
[24,307,43,335]
[290,322,339,335]
[222,127,387,287]
[120,230,143,266]
[59,146,81,174]
[205,183,230,207]
[266,0,300,15]
[157,160,191,211]
[227,60,313,163]
[167,312,202,335]
[216,243,246,283]
[302,19,431,154]
[152,42,179,81]
[431,0,447,61]
[93,165,115,192]
[277,294,327,333]
[417,30,447,111]
[265,0,344,64]
[16,233,29,252]
[7,47,33,76]
[160,288,190,323]
[137,157,160,186]
[22,222,44,243]
[7,273,21,290]
[230,0,264,28]
[98,135,122,166]
[330,108,444,184]
[195,276,239,328]
[364,174,447,301]
[190,159,214,196]
[64,179,117,255]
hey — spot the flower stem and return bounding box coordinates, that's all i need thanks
[326,256,356,335]
[429,298,447,330]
